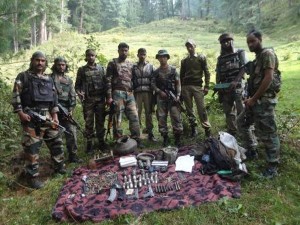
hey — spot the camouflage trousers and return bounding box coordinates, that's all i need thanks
[220,87,244,135]
[58,115,78,156]
[181,85,211,129]
[21,121,64,177]
[134,91,154,134]
[112,90,140,139]
[156,96,183,136]
[241,98,280,163]
[82,98,106,141]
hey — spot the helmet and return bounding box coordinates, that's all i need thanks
[155,49,170,59]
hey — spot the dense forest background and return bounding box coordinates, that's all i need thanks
[0,0,299,54]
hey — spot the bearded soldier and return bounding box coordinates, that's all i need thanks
[51,57,82,163]
[11,51,66,189]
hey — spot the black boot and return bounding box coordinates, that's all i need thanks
[86,140,93,155]
[98,139,110,152]
[190,126,197,138]
[148,133,157,142]
[245,148,258,160]
[54,163,67,175]
[162,134,169,147]
[205,128,211,138]
[174,134,182,147]
[28,177,44,189]
[69,153,83,163]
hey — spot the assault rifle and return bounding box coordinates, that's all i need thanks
[57,103,84,135]
[212,82,231,97]
[105,101,117,141]
[164,89,186,113]
[24,107,72,136]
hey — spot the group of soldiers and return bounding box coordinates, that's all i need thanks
[11,29,281,189]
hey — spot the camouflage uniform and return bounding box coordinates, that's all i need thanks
[180,40,211,137]
[51,60,80,162]
[132,60,155,139]
[152,59,183,146]
[216,48,247,135]
[11,64,65,185]
[106,58,141,141]
[245,48,280,163]
[75,62,108,152]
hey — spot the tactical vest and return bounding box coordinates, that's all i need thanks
[81,65,106,97]
[21,72,54,108]
[248,48,281,97]
[217,49,245,82]
[111,58,133,91]
[154,66,177,93]
[132,62,153,92]
[51,73,75,107]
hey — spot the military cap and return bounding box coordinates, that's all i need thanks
[31,51,46,60]
[54,56,67,64]
[85,49,96,55]
[155,49,170,59]
[218,33,234,43]
[185,39,196,47]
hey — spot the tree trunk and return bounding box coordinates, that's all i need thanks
[60,0,64,33]
[187,0,191,17]
[39,11,47,44]
[206,0,210,17]
[78,0,84,33]
[31,17,37,47]
[13,0,19,53]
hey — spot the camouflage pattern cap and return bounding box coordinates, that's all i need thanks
[185,39,196,47]
[54,56,67,64]
[156,49,170,59]
[31,51,46,60]
[218,33,234,43]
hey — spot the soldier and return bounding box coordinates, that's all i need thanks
[51,57,82,163]
[11,51,66,189]
[132,48,157,142]
[216,33,247,136]
[75,49,109,154]
[152,49,183,147]
[245,29,281,178]
[180,39,211,137]
[216,33,257,156]
[106,42,143,148]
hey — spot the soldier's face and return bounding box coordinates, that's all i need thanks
[220,39,232,49]
[86,53,96,63]
[247,34,261,52]
[118,47,129,60]
[56,62,66,73]
[157,55,168,65]
[32,57,46,72]
[186,43,195,55]
[137,52,146,62]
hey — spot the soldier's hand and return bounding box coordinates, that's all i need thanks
[18,111,31,122]
[159,91,168,100]
[244,98,256,108]
[106,98,113,106]
[203,87,209,96]
[230,81,237,90]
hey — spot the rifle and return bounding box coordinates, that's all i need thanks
[105,101,117,141]
[24,107,72,136]
[212,82,231,97]
[57,103,84,135]
[164,89,187,113]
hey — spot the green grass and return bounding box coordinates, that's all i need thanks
[0,18,300,225]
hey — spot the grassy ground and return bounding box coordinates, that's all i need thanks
[0,18,300,225]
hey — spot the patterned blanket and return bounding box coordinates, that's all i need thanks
[52,146,241,223]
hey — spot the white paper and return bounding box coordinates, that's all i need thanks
[175,155,195,173]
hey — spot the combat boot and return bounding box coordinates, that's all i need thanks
[69,153,83,163]
[190,126,197,138]
[174,134,182,147]
[148,133,157,142]
[28,177,44,189]
[205,128,211,138]
[98,139,110,152]
[54,163,67,175]
[162,134,169,147]
[245,148,258,160]
[86,140,93,155]
[262,162,278,179]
